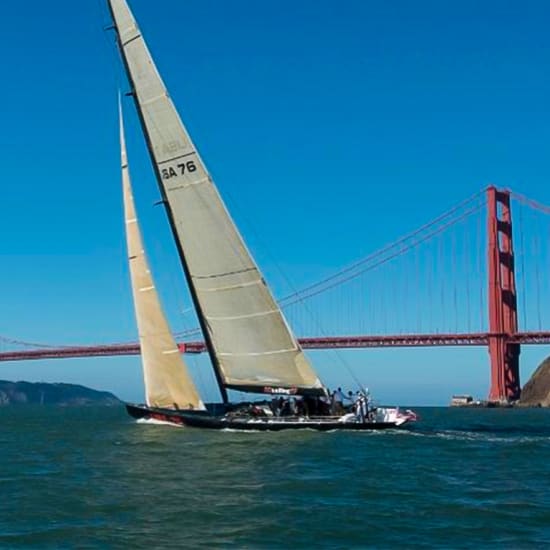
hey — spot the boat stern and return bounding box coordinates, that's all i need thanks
[376,407,418,426]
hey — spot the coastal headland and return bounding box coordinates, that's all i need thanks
[0,380,120,407]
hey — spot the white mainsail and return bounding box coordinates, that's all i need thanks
[120,104,205,410]
[109,0,324,396]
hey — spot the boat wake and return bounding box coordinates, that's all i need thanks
[221,428,263,434]
[403,428,550,444]
[136,417,184,428]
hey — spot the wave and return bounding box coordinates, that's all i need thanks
[135,417,184,428]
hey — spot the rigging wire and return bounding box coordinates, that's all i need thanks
[179,190,486,390]
[213,170,367,390]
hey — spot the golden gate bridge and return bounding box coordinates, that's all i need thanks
[2,186,550,403]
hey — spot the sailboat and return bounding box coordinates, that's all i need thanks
[110,0,417,431]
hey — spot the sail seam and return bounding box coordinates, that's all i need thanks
[140,93,169,107]
[193,267,257,280]
[157,152,196,165]
[206,309,279,322]
[197,279,262,292]
[218,347,298,357]
[167,177,210,191]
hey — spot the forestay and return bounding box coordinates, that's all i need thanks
[120,105,205,410]
[109,0,324,395]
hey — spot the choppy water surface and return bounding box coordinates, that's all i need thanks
[1,406,550,548]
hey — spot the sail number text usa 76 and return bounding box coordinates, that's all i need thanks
[161,161,197,180]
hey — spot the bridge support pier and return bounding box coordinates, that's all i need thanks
[487,186,520,402]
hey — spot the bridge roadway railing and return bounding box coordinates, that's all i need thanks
[1,332,550,362]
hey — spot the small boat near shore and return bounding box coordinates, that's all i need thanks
[109,0,417,432]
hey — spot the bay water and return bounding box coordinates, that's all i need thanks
[1,406,549,548]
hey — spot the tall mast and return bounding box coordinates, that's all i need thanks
[107,0,325,399]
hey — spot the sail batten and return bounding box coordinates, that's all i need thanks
[120,102,205,411]
[110,0,325,396]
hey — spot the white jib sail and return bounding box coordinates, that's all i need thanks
[120,104,206,410]
[110,0,324,395]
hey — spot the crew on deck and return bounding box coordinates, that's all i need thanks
[268,387,371,419]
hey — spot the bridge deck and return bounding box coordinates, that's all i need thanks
[1,332,549,362]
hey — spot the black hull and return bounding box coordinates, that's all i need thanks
[125,403,407,431]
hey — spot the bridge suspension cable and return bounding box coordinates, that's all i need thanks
[279,189,486,307]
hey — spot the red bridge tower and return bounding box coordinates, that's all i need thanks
[487,186,520,402]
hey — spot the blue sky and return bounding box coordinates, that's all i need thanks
[0,0,549,405]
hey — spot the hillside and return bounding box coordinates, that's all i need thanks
[519,357,550,407]
[0,380,120,407]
